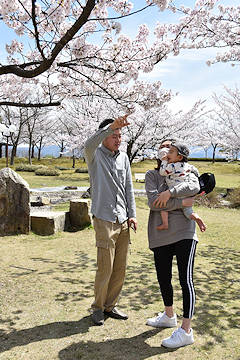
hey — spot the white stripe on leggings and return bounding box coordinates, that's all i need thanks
[187,240,197,319]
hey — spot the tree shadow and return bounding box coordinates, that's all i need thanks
[0,315,177,359]
[193,245,240,347]
[58,328,176,360]
[0,316,91,353]
[29,251,96,302]
[6,243,238,355]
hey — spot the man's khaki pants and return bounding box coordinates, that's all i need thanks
[91,218,130,312]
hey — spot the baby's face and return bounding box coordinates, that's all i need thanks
[167,146,183,163]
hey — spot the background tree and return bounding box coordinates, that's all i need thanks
[121,100,207,163]
[211,85,240,160]
[56,96,206,163]
[192,117,225,163]
[0,106,28,164]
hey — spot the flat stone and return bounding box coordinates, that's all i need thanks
[69,199,92,228]
[30,195,51,206]
[30,211,70,235]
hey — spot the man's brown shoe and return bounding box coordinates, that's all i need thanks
[91,310,104,325]
[104,307,128,320]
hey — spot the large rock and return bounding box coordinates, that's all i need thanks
[0,168,30,235]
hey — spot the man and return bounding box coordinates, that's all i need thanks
[84,115,137,326]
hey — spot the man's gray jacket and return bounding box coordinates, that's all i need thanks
[84,126,136,224]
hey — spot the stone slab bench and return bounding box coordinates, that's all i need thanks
[30,199,92,235]
[134,173,146,182]
[30,211,70,235]
[69,199,92,228]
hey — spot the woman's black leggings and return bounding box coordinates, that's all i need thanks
[153,239,197,319]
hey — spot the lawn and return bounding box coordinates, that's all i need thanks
[0,157,239,359]
[0,157,240,190]
[0,202,239,360]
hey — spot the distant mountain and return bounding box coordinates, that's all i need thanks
[16,145,63,158]
[16,145,225,159]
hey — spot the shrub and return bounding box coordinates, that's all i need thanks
[188,158,227,162]
[75,167,88,173]
[55,166,72,170]
[35,167,61,176]
[16,164,45,172]
[227,188,240,209]
[194,191,221,209]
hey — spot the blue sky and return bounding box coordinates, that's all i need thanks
[126,1,240,112]
[0,1,239,113]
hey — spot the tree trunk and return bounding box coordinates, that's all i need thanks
[28,145,32,165]
[72,153,75,168]
[212,145,217,163]
[31,144,35,158]
[59,141,65,158]
[10,144,17,165]
[38,148,41,161]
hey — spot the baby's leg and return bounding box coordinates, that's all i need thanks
[157,211,169,230]
[191,212,207,232]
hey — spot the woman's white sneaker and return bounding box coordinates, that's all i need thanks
[146,311,177,328]
[161,326,194,348]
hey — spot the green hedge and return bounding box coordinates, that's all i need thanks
[15,164,46,172]
[188,158,228,162]
[75,167,88,173]
[35,168,61,176]
[55,166,72,170]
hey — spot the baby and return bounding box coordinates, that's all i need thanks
[157,142,206,232]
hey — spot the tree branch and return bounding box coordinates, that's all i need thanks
[0,101,61,108]
[0,0,96,78]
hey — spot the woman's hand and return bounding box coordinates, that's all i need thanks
[182,196,196,207]
[161,153,168,161]
[153,190,171,208]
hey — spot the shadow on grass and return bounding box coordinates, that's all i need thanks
[1,244,239,356]
[29,252,96,302]
[0,318,176,359]
[58,328,177,360]
[123,244,240,351]
[193,244,240,347]
[0,316,91,353]
[28,244,240,337]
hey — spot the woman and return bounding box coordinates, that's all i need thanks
[145,139,200,349]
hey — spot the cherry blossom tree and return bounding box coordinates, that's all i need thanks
[57,96,117,166]
[167,1,240,66]
[57,95,206,164]
[211,85,240,160]
[0,0,173,109]
[18,105,55,164]
[190,84,240,162]
[0,1,239,109]
[192,117,226,162]
[0,105,28,164]
[121,99,207,163]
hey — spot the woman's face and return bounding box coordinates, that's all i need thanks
[159,140,172,149]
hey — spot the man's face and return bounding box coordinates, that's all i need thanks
[103,129,122,152]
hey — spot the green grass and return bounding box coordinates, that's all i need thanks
[0,202,239,359]
[1,157,240,190]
